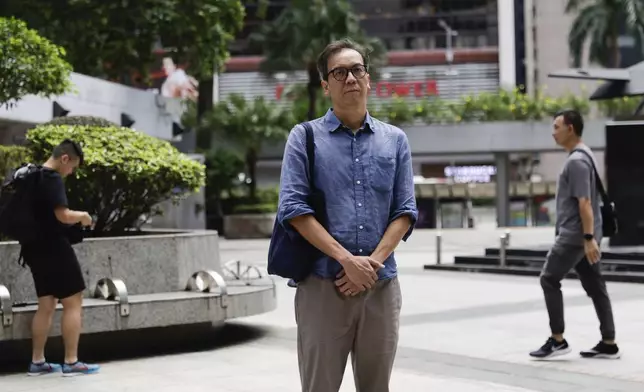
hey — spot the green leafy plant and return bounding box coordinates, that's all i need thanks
[368,87,593,125]
[284,84,332,123]
[204,148,245,217]
[250,0,386,120]
[2,0,250,82]
[596,96,641,118]
[228,186,280,214]
[45,115,117,127]
[378,95,415,126]
[566,0,644,68]
[26,124,205,235]
[196,93,292,201]
[0,145,31,181]
[232,203,276,214]
[0,17,72,108]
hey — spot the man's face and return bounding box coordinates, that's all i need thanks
[552,115,574,146]
[59,155,80,177]
[321,48,371,107]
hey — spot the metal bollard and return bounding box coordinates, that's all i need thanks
[499,234,507,267]
[436,232,442,265]
[504,229,511,247]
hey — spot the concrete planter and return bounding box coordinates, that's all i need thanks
[223,213,276,239]
[0,230,222,304]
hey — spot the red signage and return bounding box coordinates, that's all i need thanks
[375,80,438,98]
[274,79,439,100]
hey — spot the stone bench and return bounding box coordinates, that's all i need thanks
[0,230,277,341]
[0,265,276,341]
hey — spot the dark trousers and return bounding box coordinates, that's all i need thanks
[540,239,616,341]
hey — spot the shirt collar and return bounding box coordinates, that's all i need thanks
[323,108,375,133]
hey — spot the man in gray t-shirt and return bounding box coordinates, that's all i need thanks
[529,110,620,361]
[555,143,602,245]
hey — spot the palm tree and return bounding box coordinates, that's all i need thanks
[567,0,644,68]
[250,0,386,120]
[196,93,293,201]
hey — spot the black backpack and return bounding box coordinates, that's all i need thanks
[0,163,44,245]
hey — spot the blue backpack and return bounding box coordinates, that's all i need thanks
[267,122,327,283]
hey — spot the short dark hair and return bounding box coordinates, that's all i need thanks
[554,109,584,137]
[317,38,369,81]
[52,139,84,166]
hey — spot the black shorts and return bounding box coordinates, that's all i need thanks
[21,237,86,299]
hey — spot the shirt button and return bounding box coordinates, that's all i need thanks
[358,203,362,207]
[359,225,364,230]
[355,158,359,162]
[356,180,361,184]
[359,249,363,253]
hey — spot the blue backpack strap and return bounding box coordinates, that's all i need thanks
[302,121,316,191]
[286,122,315,289]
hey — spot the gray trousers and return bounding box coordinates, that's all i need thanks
[295,275,402,392]
[540,240,616,340]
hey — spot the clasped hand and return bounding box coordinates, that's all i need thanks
[335,255,383,297]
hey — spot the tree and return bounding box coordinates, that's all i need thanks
[1,0,248,82]
[195,93,292,201]
[0,17,72,108]
[567,0,644,68]
[250,0,386,120]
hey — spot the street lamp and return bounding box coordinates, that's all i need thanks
[438,19,459,76]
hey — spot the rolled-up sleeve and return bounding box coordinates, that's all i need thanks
[389,131,418,241]
[277,125,315,236]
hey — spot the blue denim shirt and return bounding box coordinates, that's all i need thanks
[276,108,418,280]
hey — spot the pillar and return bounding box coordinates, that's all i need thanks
[524,0,536,97]
[495,152,511,227]
[498,0,516,90]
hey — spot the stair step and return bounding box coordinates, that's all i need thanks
[454,255,644,272]
[485,247,548,258]
[485,247,644,261]
[1,281,277,342]
[423,264,644,284]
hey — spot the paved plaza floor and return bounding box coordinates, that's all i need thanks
[2,226,644,391]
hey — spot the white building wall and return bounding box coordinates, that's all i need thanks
[531,0,593,98]
[0,72,186,142]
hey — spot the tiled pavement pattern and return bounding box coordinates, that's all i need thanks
[2,226,644,391]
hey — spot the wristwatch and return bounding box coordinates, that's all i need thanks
[583,234,594,241]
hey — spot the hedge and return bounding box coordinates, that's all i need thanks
[0,145,31,181]
[26,124,206,235]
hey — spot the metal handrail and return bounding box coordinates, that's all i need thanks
[0,285,12,327]
[186,270,228,308]
[94,278,130,317]
[223,260,263,282]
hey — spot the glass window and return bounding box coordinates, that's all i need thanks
[231,0,499,55]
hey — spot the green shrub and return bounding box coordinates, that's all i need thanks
[26,124,206,235]
[596,96,641,118]
[284,84,598,125]
[45,115,117,127]
[232,203,276,214]
[0,145,32,181]
[256,186,279,206]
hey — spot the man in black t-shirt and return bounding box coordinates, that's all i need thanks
[25,139,100,377]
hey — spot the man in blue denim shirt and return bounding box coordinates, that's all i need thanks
[277,39,418,392]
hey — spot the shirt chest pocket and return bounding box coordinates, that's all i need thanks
[369,156,396,192]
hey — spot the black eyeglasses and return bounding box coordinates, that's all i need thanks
[327,64,368,82]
